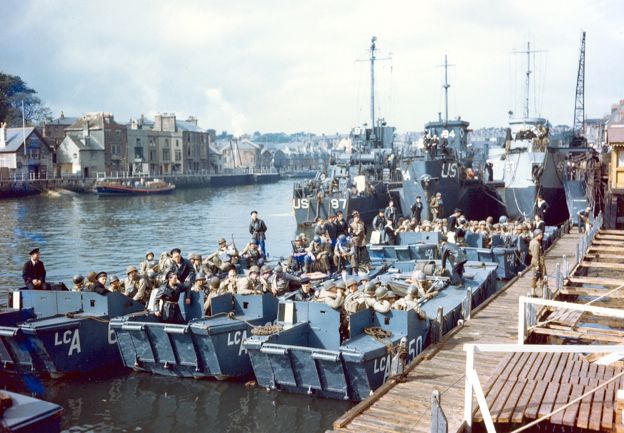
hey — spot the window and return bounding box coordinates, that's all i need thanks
[136,138,141,146]
[618,149,624,167]
[165,139,169,147]
[134,147,144,159]
[149,139,156,147]
[187,146,191,157]
[176,139,180,147]
[149,150,156,161]
[162,148,170,161]
[175,150,182,162]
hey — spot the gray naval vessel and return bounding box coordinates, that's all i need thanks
[398,55,508,222]
[292,37,399,226]
[486,36,594,226]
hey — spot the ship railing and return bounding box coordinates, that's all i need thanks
[462,343,623,433]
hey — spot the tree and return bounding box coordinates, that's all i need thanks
[0,72,52,127]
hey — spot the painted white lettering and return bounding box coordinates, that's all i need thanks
[68,330,81,356]
[238,330,248,356]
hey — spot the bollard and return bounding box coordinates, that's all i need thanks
[563,255,569,277]
[555,263,561,294]
[576,243,581,266]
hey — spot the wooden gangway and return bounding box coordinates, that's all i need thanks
[330,232,584,433]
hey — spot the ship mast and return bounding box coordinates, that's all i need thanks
[512,41,545,119]
[369,36,377,129]
[440,54,455,125]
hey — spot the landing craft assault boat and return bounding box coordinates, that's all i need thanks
[244,260,498,401]
[111,292,278,379]
[0,290,143,378]
[95,178,175,195]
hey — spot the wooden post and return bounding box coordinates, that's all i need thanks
[463,288,472,321]
[431,390,448,433]
[437,306,444,342]
[555,263,561,295]
[615,389,624,433]
[562,255,568,278]
[576,243,581,266]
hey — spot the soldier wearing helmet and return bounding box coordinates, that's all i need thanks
[203,276,226,315]
[237,266,264,295]
[392,285,427,320]
[71,275,85,292]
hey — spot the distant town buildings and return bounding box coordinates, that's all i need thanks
[0,124,54,179]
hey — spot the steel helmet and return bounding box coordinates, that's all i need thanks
[365,281,377,294]
[209,277,221,289]
[412,270,426,281]
[406,284,418,297]
[72,274,84,284]
[375,286,388,300]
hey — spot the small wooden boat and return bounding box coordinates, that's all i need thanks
[95,179,175,195]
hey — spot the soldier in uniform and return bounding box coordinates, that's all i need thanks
[84,271,97,291]
[384,200,399,228]
[237,266,264,295]
[343,278,366,315]
[318,280,345,310]
[392,285,427,319]
[241,242,264,269]
[440,241,468,286]
[429,192,443,220]
[268,265,298,296]
[349,213,370,272]
[334,234,355,273]
[191,272,206,293]
[534,214,546,234]
[204,276,226,315]
[249,210,268,256]
[220,267,239,294]
[367,286,391,313]
[91,272,110,295]
[22,248,49,290]
[529,229,546,297]
[305,235,330,274]
[288,237,307,271]
[124,266,150,303]
[207,238,237,273]
[109,276,123,293]
[71,275,85,292]
[577,206,592,233]
[140,251,158,275]
[154,271,185,323]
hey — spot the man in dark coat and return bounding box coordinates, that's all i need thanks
[171,248,193,289]
[91,272,110,295]
[411,196,423,225]
[334,211,348,238]
[154,271,185,323]
[22,248,49,290]
[384,200,399,227]
[249,210,268,256]
[448,208,462,233]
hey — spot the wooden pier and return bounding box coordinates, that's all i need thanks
[329,230,588,433]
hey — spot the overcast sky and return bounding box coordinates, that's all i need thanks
[2,0,622,134]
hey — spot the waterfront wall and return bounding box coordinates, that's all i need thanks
[0,172,284,198]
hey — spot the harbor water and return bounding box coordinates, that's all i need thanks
[0,180,352,433]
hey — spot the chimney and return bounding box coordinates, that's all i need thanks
[0,122,6,148]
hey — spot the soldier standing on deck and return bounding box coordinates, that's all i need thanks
[529,229,546,297]
[536,194,549,220]
[349,212,370,272]
[411,196,423,225]
[249,210,268,256]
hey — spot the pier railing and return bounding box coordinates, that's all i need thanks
[462,343,624,433]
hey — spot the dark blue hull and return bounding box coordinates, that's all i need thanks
[293,190,390,226]
[398,158,507,221]
[95,185,175,195]
[0,291,144,378]
[111,293,278,379]
[1,391,63,433]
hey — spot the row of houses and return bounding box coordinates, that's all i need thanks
[0,112,331,180]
